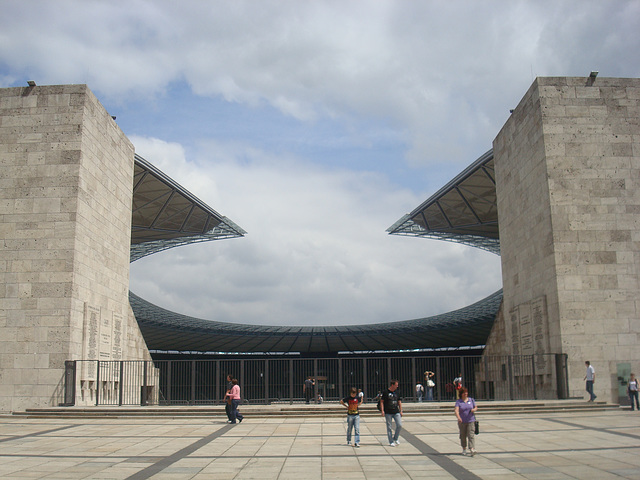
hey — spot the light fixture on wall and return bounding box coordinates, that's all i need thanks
[27,80,36,87]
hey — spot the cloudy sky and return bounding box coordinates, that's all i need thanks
[2,1,639,326]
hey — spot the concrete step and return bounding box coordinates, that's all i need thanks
[12,400,618,419]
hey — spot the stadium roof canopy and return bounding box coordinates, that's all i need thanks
[130,154,246,261]
[128,151,502,354]
[387,150,499,255]
[130,289,502,353]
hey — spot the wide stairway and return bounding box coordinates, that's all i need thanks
[12,400,618,418]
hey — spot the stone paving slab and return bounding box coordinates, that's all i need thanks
[1,410,639,479]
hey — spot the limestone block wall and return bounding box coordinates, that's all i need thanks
[491,77,640,403]
[0,84,151,412]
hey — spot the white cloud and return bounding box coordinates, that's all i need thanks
[129,136,502,325]
[3,1,637,166]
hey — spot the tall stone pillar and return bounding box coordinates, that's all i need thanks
[492,77,640,403]
[0,84,151,412]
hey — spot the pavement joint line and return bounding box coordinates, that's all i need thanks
[123,423,233,480]
[0,424,77,443]
[400,428,483,480]
[458,444,640,455]
[544,417,640,440]
[1,444,638,462]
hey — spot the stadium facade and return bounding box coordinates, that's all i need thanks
[1,77,639,412]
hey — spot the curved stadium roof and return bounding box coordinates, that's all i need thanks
[131,289,502,353]
[130,151,502,354]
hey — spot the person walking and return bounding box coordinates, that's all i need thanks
[224,374,234,423]
[304,376,315,404]
[584,361,597,402]
[454,387,477,456]
[225,378,244,424]
[340,387,363,447]
[380,379,403,447]
[628,373,639,411]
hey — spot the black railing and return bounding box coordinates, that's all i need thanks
[64,354,568,406]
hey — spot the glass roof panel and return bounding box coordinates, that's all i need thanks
[389,150,500,249]
[130,154,245,259]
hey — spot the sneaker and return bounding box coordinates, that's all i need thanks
[388,443,396,447]
[354,443,360,448]
[394,439,400,445]
[462,449,468,456]
[347,441,351,446]
[470,449,476,457]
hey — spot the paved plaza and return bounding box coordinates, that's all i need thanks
[1,408,639,479]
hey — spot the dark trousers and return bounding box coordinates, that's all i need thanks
[586,380,596,401]
[230,399,243,423]
[630,391,639,410]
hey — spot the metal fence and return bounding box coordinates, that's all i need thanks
[63,353,568,406]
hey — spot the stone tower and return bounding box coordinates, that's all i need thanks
[0,85,151,412]
[491,77,640,403]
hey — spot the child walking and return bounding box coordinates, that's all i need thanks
[340,387,363,447]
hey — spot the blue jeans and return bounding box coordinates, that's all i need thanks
[230,399,243,423]
[385,413,402,444]
[346,414,360,443]
[586,380,596,401]
[427,387,434,401]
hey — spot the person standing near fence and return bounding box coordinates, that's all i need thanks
[453,373,463,399]
[416,382,424,402]
[304,376,315,404]
[380,379,402,447]
[225,378,244,424]
[628,373,639,411]
[454,387,477,456]
[340,387,362,447]
[424,371,435,401]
